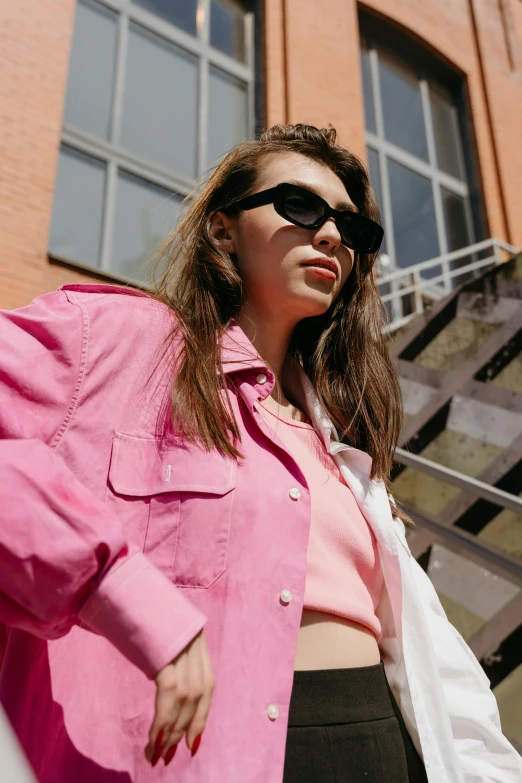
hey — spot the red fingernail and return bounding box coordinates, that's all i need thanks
[164,745,178,766]
[151,748,162,767]
[191,734,202,757]
[154,731,164,750]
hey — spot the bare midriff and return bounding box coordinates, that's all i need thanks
[294,608,381,670]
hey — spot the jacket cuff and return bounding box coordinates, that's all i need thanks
[78,551,208,679]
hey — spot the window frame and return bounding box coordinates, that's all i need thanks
[363,37,475,283]
[359,11,487,305]
[52,0,257,279]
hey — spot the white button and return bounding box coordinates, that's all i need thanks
[289,487,301,500]
[267,703,279,720]
[280,589,293,603]
[256,373,267,384]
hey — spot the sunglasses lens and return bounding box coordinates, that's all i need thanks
[339,215,381,254]
[279,185,382,253]
[282,188,325,226]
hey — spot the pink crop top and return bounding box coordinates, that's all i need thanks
[256,399,384,641]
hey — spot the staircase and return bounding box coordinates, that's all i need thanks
[389,247,522,752]
[377,238,519,333]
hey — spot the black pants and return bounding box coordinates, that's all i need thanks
[283,663,428,783]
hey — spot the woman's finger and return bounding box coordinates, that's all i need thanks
[144,629,215,764]
[185,636,215,750]
[145,654,188,760]
[184,674,214,751]
[161,647,204,757]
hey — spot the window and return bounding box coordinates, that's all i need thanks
[360,34,477,292]
[50,0,254,284]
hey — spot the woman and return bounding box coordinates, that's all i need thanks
[0,124,520,783]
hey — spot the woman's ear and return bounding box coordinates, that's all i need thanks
[208,211,237,255]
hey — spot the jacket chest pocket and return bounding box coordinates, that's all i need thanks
[105,433,236,588]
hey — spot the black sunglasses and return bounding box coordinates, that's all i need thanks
[223,182,384,254]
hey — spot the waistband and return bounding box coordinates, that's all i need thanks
[288,662,396,727]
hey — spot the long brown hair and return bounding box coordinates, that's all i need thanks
[149,123,404,495]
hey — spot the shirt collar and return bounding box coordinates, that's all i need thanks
[220,322,271,377]
[220,322,374,479]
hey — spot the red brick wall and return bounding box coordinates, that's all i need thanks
[265,0,366,160]
[470,0,522,246]
[1,0,521,309]
[0,0,93,310]
[265,0,522,247]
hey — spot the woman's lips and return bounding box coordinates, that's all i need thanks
[302,264,337,280]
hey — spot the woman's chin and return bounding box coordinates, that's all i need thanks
[299,285,337,313]
[290,296,333,322]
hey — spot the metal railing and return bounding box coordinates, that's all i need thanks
[377,238,520,333]
[394,447,522,584]
[395,448,522,515]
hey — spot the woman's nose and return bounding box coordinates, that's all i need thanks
[313,217,342,249]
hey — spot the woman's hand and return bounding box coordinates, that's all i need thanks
[144,628,215,766]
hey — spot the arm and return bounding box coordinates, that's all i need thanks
[0,290,207,679]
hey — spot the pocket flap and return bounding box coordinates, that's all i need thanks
[108,433,236,497]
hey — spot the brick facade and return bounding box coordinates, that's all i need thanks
[1,0,521,309]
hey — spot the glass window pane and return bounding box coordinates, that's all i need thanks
[369,148,390,261]
[210,0,246,62]
[112,171,182,283]
[132,0,197,36]
[208,65,248,167]
[388,159,439,271]
[121,24,198,179]
[442,188,471,251]
[360,44,376,133]
[442,187,474,284]
[378,51,428,161]
[368,148,393,312]
[64,0,118,140]
[367,147,383,218]
[49,146,105,268]
[430,84,465,179]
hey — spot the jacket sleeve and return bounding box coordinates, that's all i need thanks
[0,290,207,680]
[406,535,522,781]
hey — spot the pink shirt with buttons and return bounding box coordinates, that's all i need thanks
[0,283,337,783]
[256,400,383,640]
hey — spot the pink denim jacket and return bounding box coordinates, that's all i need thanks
[0,284,521,783]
